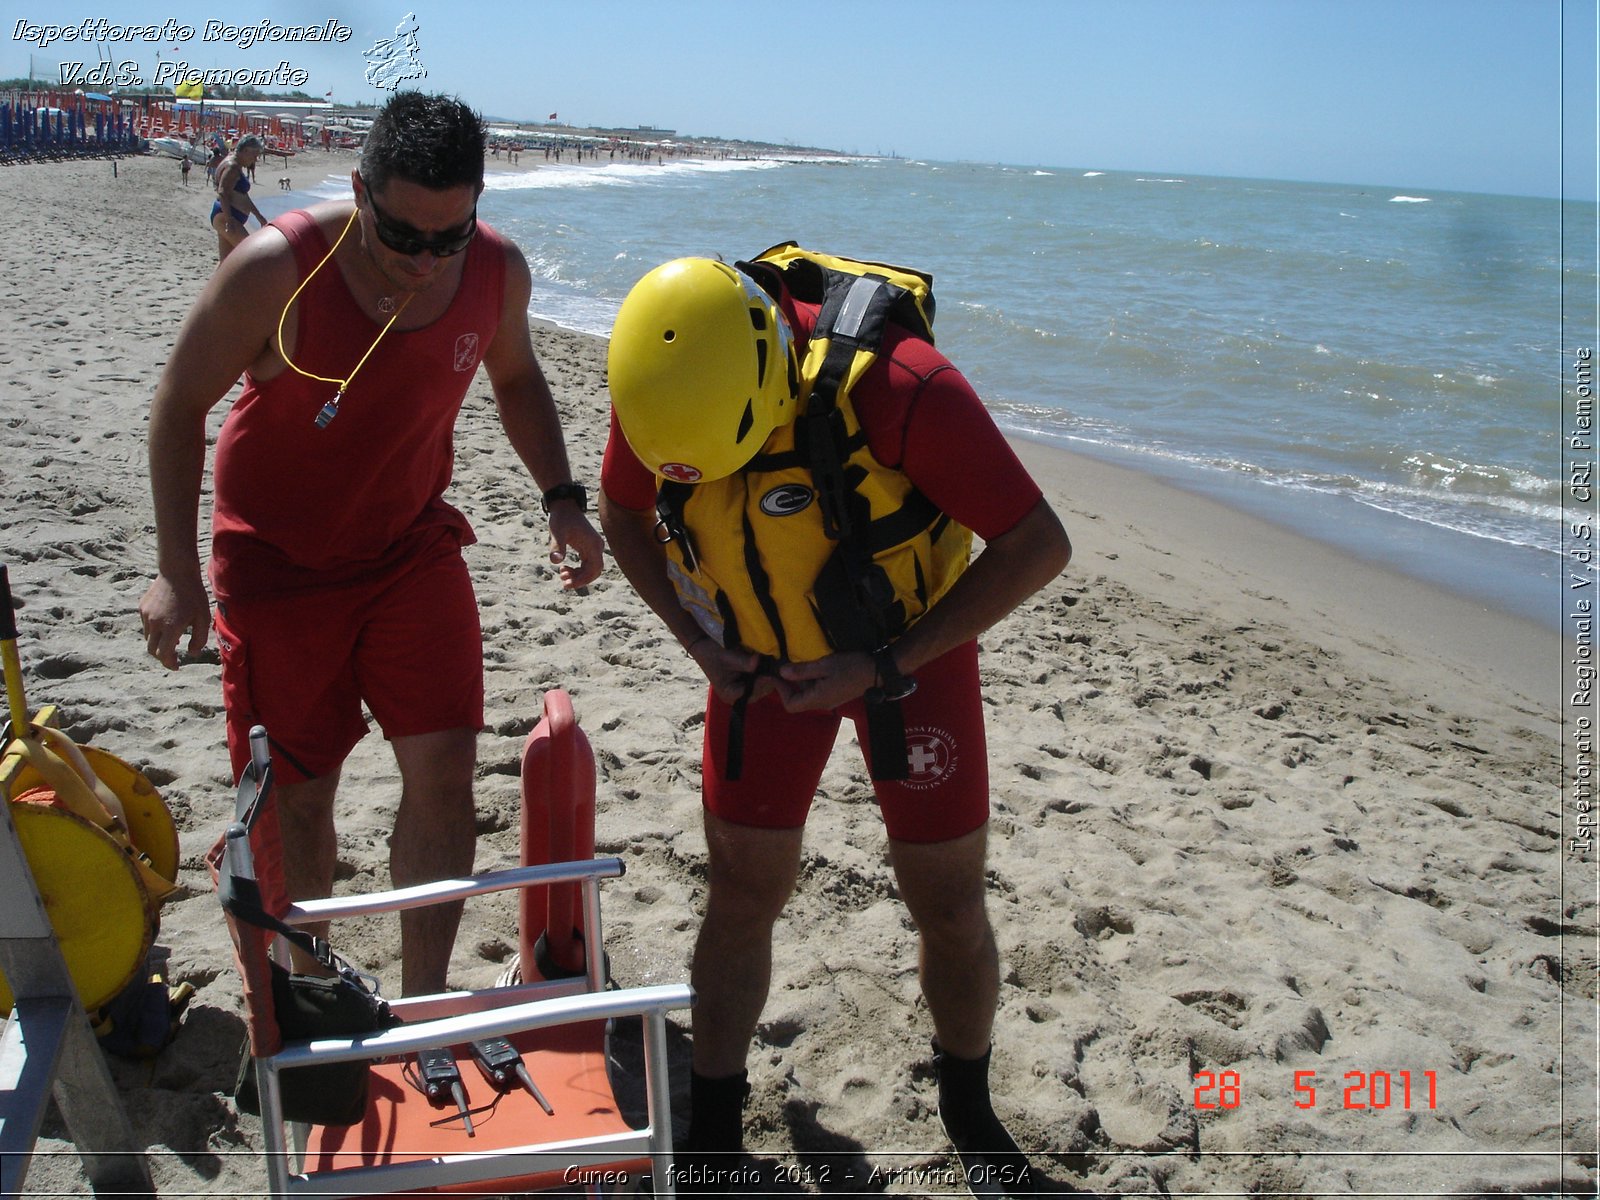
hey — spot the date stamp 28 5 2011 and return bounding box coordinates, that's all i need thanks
[1194,1068,1439,1113]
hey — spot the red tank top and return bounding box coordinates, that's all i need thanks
[210,208,506,598]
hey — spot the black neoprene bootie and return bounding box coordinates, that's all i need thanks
[934,1042,1038,1197]
[672,1069,751,1196]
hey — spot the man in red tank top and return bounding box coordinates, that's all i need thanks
[139,92,603,996]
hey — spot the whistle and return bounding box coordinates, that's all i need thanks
[314,390,343,429]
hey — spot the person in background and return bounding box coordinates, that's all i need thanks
[209,134,268,261]
[601,252,1071,1195]
[139,91,604,996]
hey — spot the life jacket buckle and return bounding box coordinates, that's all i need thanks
[653,499,699,571]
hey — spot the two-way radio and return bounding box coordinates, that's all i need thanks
[470,1037,555,1115]
[415,1046,475,1136]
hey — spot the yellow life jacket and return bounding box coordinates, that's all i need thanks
[653,243,973,665]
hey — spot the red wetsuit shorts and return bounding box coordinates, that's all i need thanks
[702,640,989,844]
[213,539,484,785]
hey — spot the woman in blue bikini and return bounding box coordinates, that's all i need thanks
[210,135,268,262]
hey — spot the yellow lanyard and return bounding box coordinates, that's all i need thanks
[276,205,415,429]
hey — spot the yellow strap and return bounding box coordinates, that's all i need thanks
[276,206,414,394]
[1,639,27,736]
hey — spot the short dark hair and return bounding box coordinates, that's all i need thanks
[359,91,486,196]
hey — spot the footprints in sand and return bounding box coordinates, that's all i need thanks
[971,561,1576,1190]
[1073,905,1136,941]
[1173,987,1249,1030]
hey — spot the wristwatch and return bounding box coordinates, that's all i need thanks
[867,645,917,703]
[540,482,588,513]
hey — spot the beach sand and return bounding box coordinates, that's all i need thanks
[0,152,1590,1197]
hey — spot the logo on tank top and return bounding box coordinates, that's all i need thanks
[453,332,480,372]
[901,725,958,790]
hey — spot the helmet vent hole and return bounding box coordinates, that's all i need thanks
[662,330,676,343]
[736,399,755,443]
[754,339,768,385]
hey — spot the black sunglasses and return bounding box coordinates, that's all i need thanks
[359,174,478,257]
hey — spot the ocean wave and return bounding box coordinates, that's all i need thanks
[299,173,354,200]
[482,157,789,193]
[525,284,619,339]
[1399,454,1558,503]
[949,300,1061,343]
[987,403,1560,555]
[1389,195,1432,203]
[1339,479,1560,553]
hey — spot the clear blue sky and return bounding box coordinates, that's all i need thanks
[6,0,1595,198]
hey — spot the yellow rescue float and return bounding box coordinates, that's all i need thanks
[1,565,180,1016]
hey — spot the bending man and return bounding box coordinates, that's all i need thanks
[600,249,1071,1194]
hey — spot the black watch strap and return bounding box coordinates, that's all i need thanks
[540,482,588,513]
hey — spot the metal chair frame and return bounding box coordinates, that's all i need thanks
[250,863,691,1197]
[222,731,692,1198]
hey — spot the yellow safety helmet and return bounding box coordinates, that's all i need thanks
[608,257,796,484]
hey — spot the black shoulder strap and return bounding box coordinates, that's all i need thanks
[726,253,928,782]
[654,480,699,572]
[802,269,905,542]
[218,736,382,990]
[803,270,918,782]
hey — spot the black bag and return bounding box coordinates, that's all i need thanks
[234,960,399,1126]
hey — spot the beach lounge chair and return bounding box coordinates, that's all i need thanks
[212,722,693,1197]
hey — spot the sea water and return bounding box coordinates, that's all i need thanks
[291,156,1598,630]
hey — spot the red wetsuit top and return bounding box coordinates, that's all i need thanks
[210,208,506,600]
[602,281,1045,841]
[602,289,1042,541]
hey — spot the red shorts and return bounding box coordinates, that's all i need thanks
[214,543,484,785]
[702,640,989,844]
